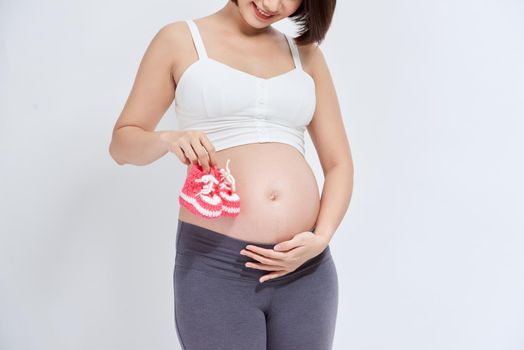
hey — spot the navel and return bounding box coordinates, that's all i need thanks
[268,190,279,201]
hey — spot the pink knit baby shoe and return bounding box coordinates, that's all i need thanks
[217,159,240,217]
[178,163,223,219]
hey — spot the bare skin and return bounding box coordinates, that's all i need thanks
[109,0,354,281]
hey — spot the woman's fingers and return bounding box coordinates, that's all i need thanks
[178,140,197,165]
[199,133,218,167]
[190,141,210,171]
[240,249,287,268]
[165,130,217,170]
[245,262,284,271]
[190,141,215,173]
[169,140,190,165]
[244,245,287,260]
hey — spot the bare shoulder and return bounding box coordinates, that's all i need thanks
[297,43,328,79]
[158,20,189,41]
[151,20,191,54]
[156,20,199,83]
[135,21,187,74]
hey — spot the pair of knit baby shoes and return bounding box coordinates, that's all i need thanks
[178,158,240,219]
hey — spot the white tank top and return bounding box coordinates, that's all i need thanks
[174,19,316,157]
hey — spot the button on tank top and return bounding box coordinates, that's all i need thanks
[174,19,316,157]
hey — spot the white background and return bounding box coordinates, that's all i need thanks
[1,0,523,349]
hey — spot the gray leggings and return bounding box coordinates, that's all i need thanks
[173,219,338,350]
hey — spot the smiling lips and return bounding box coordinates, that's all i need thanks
[252,2,276,20]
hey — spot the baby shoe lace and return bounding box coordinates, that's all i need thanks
[219,159,236,192]
[194,173,220,197]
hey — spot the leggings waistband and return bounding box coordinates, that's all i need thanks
[175,219,331,284]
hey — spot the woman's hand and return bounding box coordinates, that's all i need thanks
[161,130,218,172]
[240,231,330,283]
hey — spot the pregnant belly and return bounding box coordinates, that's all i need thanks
[178,143,321,244]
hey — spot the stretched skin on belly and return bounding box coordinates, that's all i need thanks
[178,142,320,244]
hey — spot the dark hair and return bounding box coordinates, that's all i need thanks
[230,0,336,46]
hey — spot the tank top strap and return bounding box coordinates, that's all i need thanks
[285,34,303,70]
[185,19,208,59]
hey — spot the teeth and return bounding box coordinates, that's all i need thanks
[256,4,273,16]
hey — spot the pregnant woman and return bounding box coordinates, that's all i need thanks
[109,0,353,349]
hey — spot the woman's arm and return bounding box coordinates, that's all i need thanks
[109,22,183,166]
[305,44,355,243]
